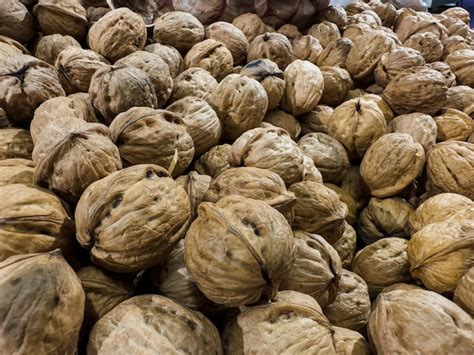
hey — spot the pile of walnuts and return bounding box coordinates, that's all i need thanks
[0,0,473,354]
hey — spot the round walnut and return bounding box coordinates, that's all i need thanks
[289,181,348,243]
[232,13,267,42]
[240,59,285,110]
[403,32,443,63]
[347,11,382,29]
[439,15,469,38]
[0,0,36,43]
[301,154,323,184]
[263,110,301,140]
[0,128,33,160]
[87,295,222,354]
[277,24,302,40]
[442,36,470,60]
[334,222,357,268]
[324,183,357,226]
[445,85,474,112]
[184,195,295,307]
[292,35,323,64]
[144,43,184,78]
[300,105,334,134]
[0,251,85,355]
[0,42,22,62]
[342,23,372,42]
[171,68,217,103]
[176,171,211,219]
[320,66,353,106]
[446,49,474,87]
[395,12,447,43]
[407,219,474,293]
[442,7,471,25]
[210,74,268,140]
[369,1,397,27]
[434,108,473,142]
[194,144,231,178]
[428,61,457,88]
[247,32,294,70]
[0,159,34,186]
[109,107,194,176]
[205,21,249,65]
[317,6,348,30]
[368,288,472,354]
[34,34,81,65]
[363,93,395,122]
[86,5,110,24]
[172,0,225,25]
[317,38,353,68]
[332,327,371,354]
[454,267,474,316]
[308,21,340,48]
[0,35,29,55]
[388,113,437,152]
[89,65,157,125]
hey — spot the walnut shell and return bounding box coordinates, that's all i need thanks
[175,171,211,219]
[333,326,371,354]
[232,13,267,42]
[442,7,471,25]
[317,6,348,30]
[263,110,300,140]
[316,37,353,68]
[374,47,425,87]
[434,108,473,142]
[445,85,474,112]
[442,35,470,59]
[0,159,34,186]
[0,42,22,62]
[428,61,457,88]
[247,32,294,70]
[291,35,323,64]
[320,66,353,106]
[403,32,443,63]
[194,144,231,178]
[205,21,249,65]
[387,113,437,152]
[395,12,447,43]
[341,165,370,211]
[34,34,81,65]
[348,10,382,28]
[171,67,218,103]
[172,0,225,25]
[333,222,357,269]
[86,5,110,24]
[277,24,302,40]
[144,43,184,78]
[0,0,36,43]
[308,21,341,48]
[301,154,324,184]
[324,183,357,226]
[439,15,469,38]
[300,105,334,135]
[0,128,33,160]
[446,49,474,87]
[343,23,373,42]
[454,267,474,316]
[369,1,397,27]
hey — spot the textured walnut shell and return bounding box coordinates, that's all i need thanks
[115,51,173,108]
[232,13,267,42]
[171,67,218,103]
[0,128,33,160]
[277,24,302,40]
[324,183,357,226]
[442,7,471,25]
[86,5,110,23]
[194,144,231,178]
[87,295,222,354]
[333,326,371,354]
[343,23,373,42]
[185,39,234,81]
[360,133,425,198]
[317,37,353,68]
[247,32,294,70]
[176,171,211,219]
[439,15,469,38]
[341,165,370,211]
[454,267,474,316]
[210,74,268,140]
[434,108,473,142]
[442,35,470,59]
[240,59,285,110]
[0,251,85,355]
[229,126,305,185]
[317,6,348,30]
[395,13,447,43]
[289,181,348,243]
[407,219,474,293]
[327,97,387,159]
[374,47,425,87]
[445,85,474,113]
[362,93,394,122]
[144,43,184,78]
[446,49,474,87]
[106,0,166,25]
[320,66,353,106]
[0,35,29,55]
[0,159,34,186]
[308,21,341,48]
[34,34,81,65]
[369,1,397,27]
[300,105,333,135]
[89,65,157,125]
[291,35,323,65]
[368,288,472,354]
[205,21,249,65]
[428,61,457,88]
[184,195,295,307]
[0,54,65,125]
[263,110,300,140]
[387,113,437,152]
[347,12,380,30]
[333,222,357,269]
[301,154,324,184]
[172,0,225,25]
[403,32,443,63]
[383,66,448,115]
[0,0,36,43]
[426,141,474,199]
[0,43,22,62]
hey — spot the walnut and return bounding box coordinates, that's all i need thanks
[316,37,353,68]
[194,144,231,178]
[403,32,443,63]
[342,23,373,42]
[291,35,323,65]
[173,0,225,25]
[144,43,184,78]
[302,154,324,184]
[308,21,341,48]
[445,85,474,112]
[433,108,472,142]
[346,1,370,16]
[442,6,471,25]
[446,49,474,87]
[176,171,212,219]
[205,21,249,65]
[324,183,357,226]
[395,12,447,43]
[319,66,353,106]
[317,6,348,30]
[442,35,470,59]
[0,42,22,63]
[0,128,33,160]
[277,24,302,40]
[428,61,457,87]
[171,68,218,103]
[439,15,469,38]
[86,5,110,23]
[0,159,34,186]
[247,32,295,70]
[341,165,370,211]
[332,327,371,355]
[362,93,395,122]
[347,11,382,29]
[263,110,301,140]
[369,1,397,27]
[232,13,267,42]
[34,34,81,65]
[0,0,36,43]
[300,105,334,134]
[454,267,474,316]
[387,113,438,152]
[333,222,357,268]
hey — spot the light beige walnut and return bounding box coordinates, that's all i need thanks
[247,32,294,70]
[333,222,357,268]
[300,105,334,135]
[292,35,323,64]
[442,35,470,59]
[317,6,348,30]
[263,110,301,140]
[395,12,447,43]
[0,159,34,186]
[434,108,473,142]
[277,24,302,40]
[428,61,457,88]
[446,49,474,87]
[343,23,373,42]
[145,43,184,78]
[387,113,438,152]
[442,6,471,25]
[205,21,249,65]
[320,66,353,106]
[176,171,212,219]
[170,68,218,103]
[0,128,33,160]
[34,34,81,65]
[439,15,469,38]
[302,155,324,184]
[317,38,353,68]
[194,144,231,178]
[445,85,474,112]
[232,13,267,42]
[0,0,36,43]
[362,94,394,122]
[369,1,397,27]
[454,267,474,316]
[185,39,234,81]
[374,47,425,87]
[308,21,340,48]
[404,32,443,63]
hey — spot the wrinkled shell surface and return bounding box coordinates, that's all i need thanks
[387,113,438,152]
[333,222,357,268]
[194,144,231,178]
[300,105,334,134]
[176,171,211,219]
[446,49,474,87]
[434,108,473,142]
[0,0,36,43]
[0,159,35,186]
[404,32,443,63]
[454,267,474,315]
[0,128,33,160]
[308,21,340,48]
[144,43,184,78]
[171,67,218,103]
[185,39,234,81]
[292,35,323,64]
[263,110,301,140]
[320,66,353,107]
[206,21,249,65]
[232,13,267,42]
[317,38,353,68]
[34,34,81,65]
[247,32,295,70]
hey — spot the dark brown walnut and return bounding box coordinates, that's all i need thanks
[153,11,205,52]
[33,0,88,41]
[34,34,81,66]
[240,59,285,110]
[176,171,211,219]
[360,133,425,197]
[0,0,36,43]
[281,60,324,116]
[291,35,323,64]
[206,21,249,65]
[445,85,474,112]
[194,144,231,178]
[185,39,234,81]
[327,97,387,159]
[407,219,474,293]
[395,12,447,43]
[247,32,295,70]
[0,54,65,125]
[317,37,353,68]
[442,35,470,59]
[172,0,225,25]
[89,65,157,125]
[0,128,33,160]
[369,1,397,27]
[368,288,472,354]
[106,0,165,25]
[210,74,268,140]
[428,61,457,88]
[334,222,357,268]
[86,6,110,23]
[317,6,348,30]
[184,195,295,307]
[32,118,122,202]
[308,21,341,48]
[109,107,194,176]
[289,181,348,243]
[88,8,147,62]
[0,251,85,355]
[277,24,302,40]
[302,155,324,183]
[281,231,342,307]
[0,159,34,186]
[426,141,474,199]
[171,68,218,103]
[376,45,425,87]
[387,113,437,152]
[76,164,190,273]
[263,110,301,140]
[383,66,448,115]
[115,51,173,108]
[454,267,473,316]
[87,295,222,354]
[298,132,350,184]
[300,105,334,134]
[229,126,305,185]
[323,183,357,226]
[446,49,474,87]
[442,6,471,25]
[145,43,184,78]
[342,23,373,42]
[319,66,353,106]
[434,108,473,142]
[403,32,443,63]
[232,13,267,42]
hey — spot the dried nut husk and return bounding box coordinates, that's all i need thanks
[428,61,457,87]
[87,295,222,354]
[232,13,267,42]
[229,127,305,186]
[176,171,211,219]
[298,132,350,184]
[369,1,397,27]
[341,165,370,211]
[289,181,348,243]
[408,193,474,235]
[89,65,157,125]
[171,68,218,103]
[445,85,474,112]
[184,39,234,81]
[334,222,357,268]
[434,108,473,142]
[86,6,110,23]
[317,38,353,68]
[320,66,353,106]
[291,35,323,64]
[172,0,225,25]
[0,159,34,186]
[167,97,221,157]
[281,231,342,307]
[360,133,425,198]
[446,49,474,87]
[184,195,295,307]
[210,74,268,140]
[33,0,88,41]
[454,267,474,315]
[324,183,357,226]
[407,219,474,293]
[317,6,348,30]
[0,0,36,43]
[0,251,85,354]
[0,55,65,125]
[342,23,373,42]
[194,144,231,178]
[76,164,190,272]
[247,32,295,70]
[205,21,249,65]
[34,34,81,65]
[327,97,387,159]
[403,32,443,63]
[368,288,472,354]
[263,110,300,140]
[300,105,334,134]
[0,128,33,160]
[387,113,437,152]
[240,59,285,110]
[281,60,324,116]
[88,8,146,62]
[426,141,474,199]
[144,43,184,78]
[109,107,194,176]
[442,6,471,25]
[383,66,448,115]
[374,47,425,88]
[115,51,173,108]
[308,21,341,48]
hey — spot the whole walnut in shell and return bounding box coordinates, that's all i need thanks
[0,251,85,355]
[176,171,211,219]
[247,32,295,70]
[442,6,471,25]
[333,222,357,268]
[277,24,302,40]
[308,21,341,48]
[291,35,323,64]
[454,267,474,316]
[194,144,231,178]
[317,37,353,68]
[171,67,218,103]
[185,39,234,81]
[206,21,249,65]
[0,0,36,43]
[387,113,437,152]
[34,34,81,65]
[0,128,33,160]
[446,49,474,87]
[87,295,222,354]
[144,43,184,78]
[395,12,447,43]
[172,0,225,25]
[347,10,382,29]
[445,85,474,113]
[300,105,334,134]
[369,1,397,27]
[232,13,267,42]
[427,61,457,88]
[0,42,22,62]
[442,36,470,59]
[333,326,371,354]
[341,165,371,211]
[0,159,34,186]
[319,66,353,106]
[317,6,348,30]
[404,32,443,63]
[439,15,469,38]
[363,93,395,122]
[434,108,473,142]
[86,5,110,23]
[184,195,295,307]
[343,23,373,42]
[263,110,301,140]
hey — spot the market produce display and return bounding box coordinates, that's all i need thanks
[0,0,473,354]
